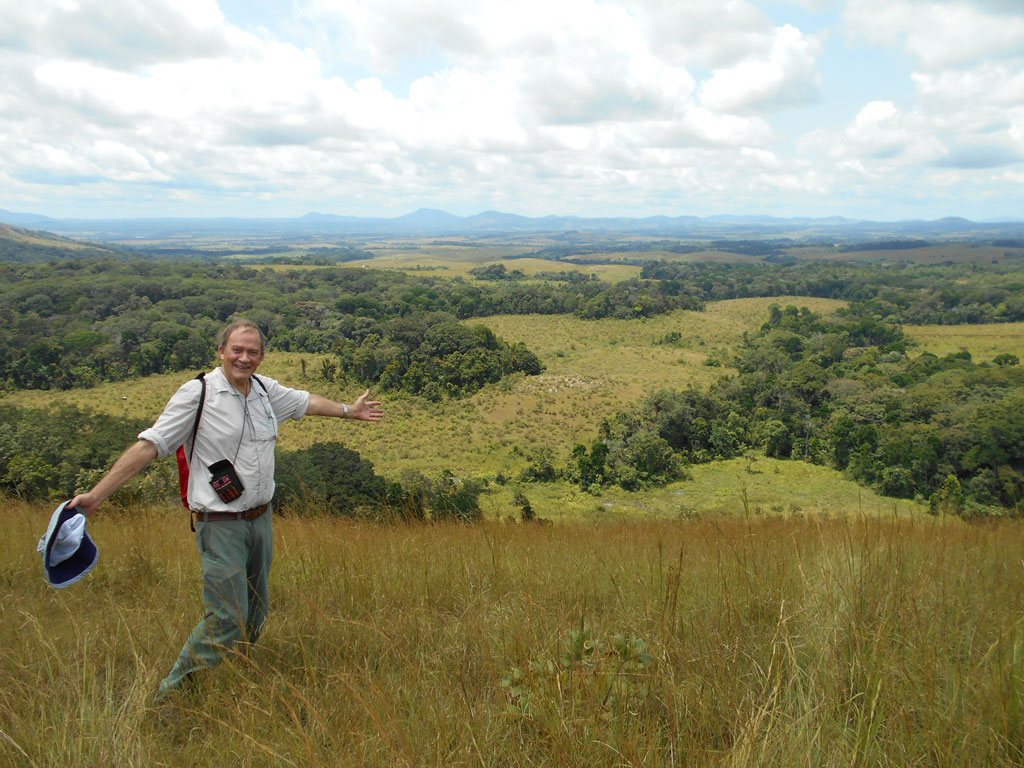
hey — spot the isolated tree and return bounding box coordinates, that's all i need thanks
[929,474,964,517]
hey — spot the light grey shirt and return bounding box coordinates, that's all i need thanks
[138,367,310,512]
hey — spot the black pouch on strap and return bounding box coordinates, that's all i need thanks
[208,459,245,502]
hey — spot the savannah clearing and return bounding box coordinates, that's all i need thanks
[1,297,856,511]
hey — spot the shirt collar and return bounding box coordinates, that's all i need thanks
[211,366,264,398]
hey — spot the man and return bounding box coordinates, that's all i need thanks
[70,319,383,703]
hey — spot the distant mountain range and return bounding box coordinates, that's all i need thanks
[1,206,1023,242]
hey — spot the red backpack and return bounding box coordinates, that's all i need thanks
[175,373,207,511]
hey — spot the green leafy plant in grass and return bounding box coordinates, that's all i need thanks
[562,625,596,667]
[500,665,535,717]
[514,490,535,522]
[501,625,654,724]
[519,446,559,483]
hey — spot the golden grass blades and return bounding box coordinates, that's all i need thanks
[5,496,1024,766]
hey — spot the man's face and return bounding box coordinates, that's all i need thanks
[219,327,264,388]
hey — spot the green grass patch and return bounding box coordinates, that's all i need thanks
[342,252,644,283]
[904,322,1024,363]
[485,454,925,522]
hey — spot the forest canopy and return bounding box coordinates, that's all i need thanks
[0,259,693,390]
[4,257,1024,391]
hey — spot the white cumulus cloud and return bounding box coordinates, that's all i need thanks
[700,24,824,112]
[843,0,1024,70]
[0,0,1020,219]
[800,101,945,167]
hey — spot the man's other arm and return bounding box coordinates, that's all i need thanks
[69,440,159,516]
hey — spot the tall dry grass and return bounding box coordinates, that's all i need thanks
[3,497,1024,767]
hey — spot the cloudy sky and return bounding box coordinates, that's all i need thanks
[2,0,1023,221]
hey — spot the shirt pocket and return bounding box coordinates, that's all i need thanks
[250,397,279,442]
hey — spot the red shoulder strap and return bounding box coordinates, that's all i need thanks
[177,373,207,511]
[176,445,191,509]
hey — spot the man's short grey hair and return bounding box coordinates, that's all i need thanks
[217,319,265,354]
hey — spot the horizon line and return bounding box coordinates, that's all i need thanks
[2,206,1022,226]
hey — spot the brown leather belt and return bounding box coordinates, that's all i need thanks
[192,503,269,523]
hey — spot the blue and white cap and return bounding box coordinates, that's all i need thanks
[37,501,98,589]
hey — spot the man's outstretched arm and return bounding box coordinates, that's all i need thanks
[306,388,383,422]
[69,439,159,516]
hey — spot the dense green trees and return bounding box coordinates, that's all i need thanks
[274,441,399,516]
[561,409,688,492]
[0,260,695,391]
[275,443,484,521]
[327,314,543,399]
[5,257,1023,392]
[0,404,150,500]
[560,303,1023,515]
[641,260,1024,325]
[469,263,597,283]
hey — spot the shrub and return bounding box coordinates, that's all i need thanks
[0,404,149,501]
[401,469,485,522]
[275,442,397,517]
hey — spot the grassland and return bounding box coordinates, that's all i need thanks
[480,456,921,522]
[4,497,1024,767]
[13,293,1024,521]
[348,250,644,283]
[903,322,1024,363]
[6,242,1023,764]
[0,223,106,251]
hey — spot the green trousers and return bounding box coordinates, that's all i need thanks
[155,509,273,701]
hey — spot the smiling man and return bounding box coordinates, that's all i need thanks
[70,319,383,705]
